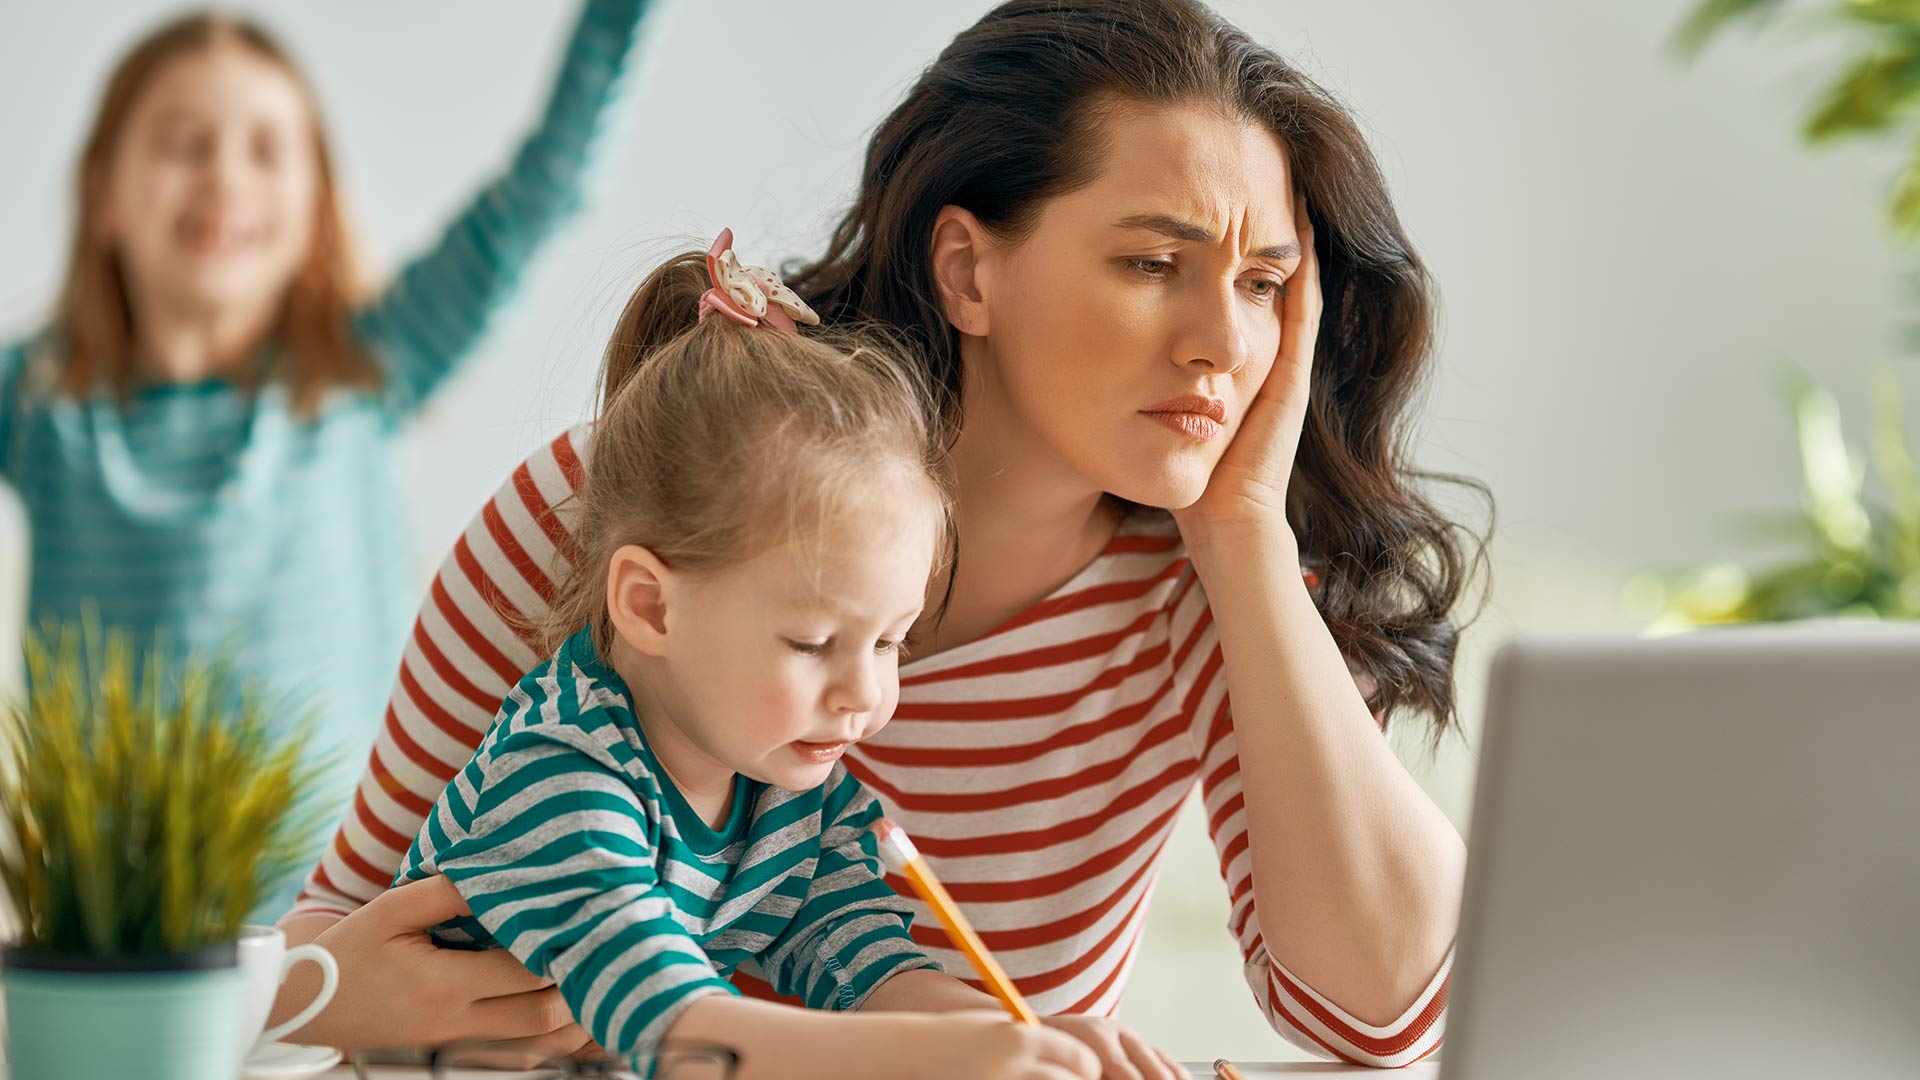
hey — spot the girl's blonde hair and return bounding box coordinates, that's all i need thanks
[541,251,953,659]
[55,11,371,412]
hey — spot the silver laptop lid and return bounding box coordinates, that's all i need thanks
[1444,623,1920,1080]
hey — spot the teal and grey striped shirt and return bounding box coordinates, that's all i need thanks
[0,0,656,917]
[394,626,938,1055]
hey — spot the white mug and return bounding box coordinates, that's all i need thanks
[234,925,338,1057]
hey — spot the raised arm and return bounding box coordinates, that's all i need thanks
[356,0,657,415]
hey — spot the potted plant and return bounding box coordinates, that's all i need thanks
[0,624,324,1080]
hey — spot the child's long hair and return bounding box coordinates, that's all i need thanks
[540,252,953,659]
[55,12,371,412]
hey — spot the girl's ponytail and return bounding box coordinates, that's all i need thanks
[596,252,709,411]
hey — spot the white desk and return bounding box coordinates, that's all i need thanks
[1,1063,1443,1079]
[297,1064,1437,1079]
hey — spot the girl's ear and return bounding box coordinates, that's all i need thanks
[606,543,673,656]
[929,205,995,337]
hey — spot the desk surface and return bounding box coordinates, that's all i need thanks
[298,1065,1436,1079]
[2,1063,1442,1079]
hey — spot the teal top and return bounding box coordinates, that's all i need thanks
[395,627,937,1055]
[0,0,659,918]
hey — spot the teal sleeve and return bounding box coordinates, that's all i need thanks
[355,0,657,416]
[757,768,939,1011]
[0,340,24,474]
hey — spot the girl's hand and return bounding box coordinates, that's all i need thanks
[910,1011,1103,1080]
[1041,1014,1185,1080]
[1173,191,1323,548]
[272,877,593,1058]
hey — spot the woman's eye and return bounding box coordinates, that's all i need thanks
[1127,257,1175,278]
[875,638,908,656]
[786,639,828,657]
[1242,277,1288,303]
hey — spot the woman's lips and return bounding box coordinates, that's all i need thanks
[1140,395,1227,440]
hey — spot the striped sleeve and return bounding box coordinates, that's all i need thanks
[404,703,737,1055]
[355,0,656,416]
[282,425,588,922]
[1171,570,1451,1068]
[757,768,939,1011]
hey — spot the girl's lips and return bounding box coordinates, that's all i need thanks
[176,220,267,256]
[792,740,852,764]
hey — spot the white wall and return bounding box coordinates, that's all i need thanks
[0,0,1909,1062]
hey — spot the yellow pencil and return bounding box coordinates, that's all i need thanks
[873,817,1041,1026]
[1213,1058,1249,1080]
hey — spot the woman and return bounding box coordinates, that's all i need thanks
[275,0,1481,1067]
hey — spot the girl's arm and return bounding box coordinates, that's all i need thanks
[859,970,1183,1080]
[356,0,657,415]
[403,721,742,1056]
[753,770,937,1010]
[664,995,1099,1080]
[416,725,1098,1080]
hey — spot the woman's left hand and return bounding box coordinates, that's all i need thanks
[1172,191,1322,548]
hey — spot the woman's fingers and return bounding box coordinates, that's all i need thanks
[364,874,472,933]
[433,940,558,999]
[461,1022,598,1065]
[1273,190,1321,405]
[465,985,580,1041]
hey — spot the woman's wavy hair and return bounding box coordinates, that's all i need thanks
[779,0,1492,738]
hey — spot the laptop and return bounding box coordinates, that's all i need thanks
[1443,622,1920,1080]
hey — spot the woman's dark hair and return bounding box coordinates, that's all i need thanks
[780,0,1492,738]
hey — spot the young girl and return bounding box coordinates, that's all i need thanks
[392,235,1141,1079]
[0,0,657,911]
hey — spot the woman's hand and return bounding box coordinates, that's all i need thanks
[1040,1014,1184,1080]
[271,877,593,1058]
[1174,191,1322,549]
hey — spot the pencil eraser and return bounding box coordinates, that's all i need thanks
[873,817,919,870]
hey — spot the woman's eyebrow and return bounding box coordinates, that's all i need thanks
[1113,212,1302,260]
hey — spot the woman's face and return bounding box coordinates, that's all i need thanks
[100,44,318,324]
[963,99,1304,510]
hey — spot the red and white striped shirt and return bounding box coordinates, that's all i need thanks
[287,425,1450,1067]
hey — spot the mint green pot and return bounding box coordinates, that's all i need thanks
[2,943,248,1080]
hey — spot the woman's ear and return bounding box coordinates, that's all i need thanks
[606,544,673,656]
[929,205,994,337]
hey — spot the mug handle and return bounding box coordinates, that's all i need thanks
[259,944,340,1046]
